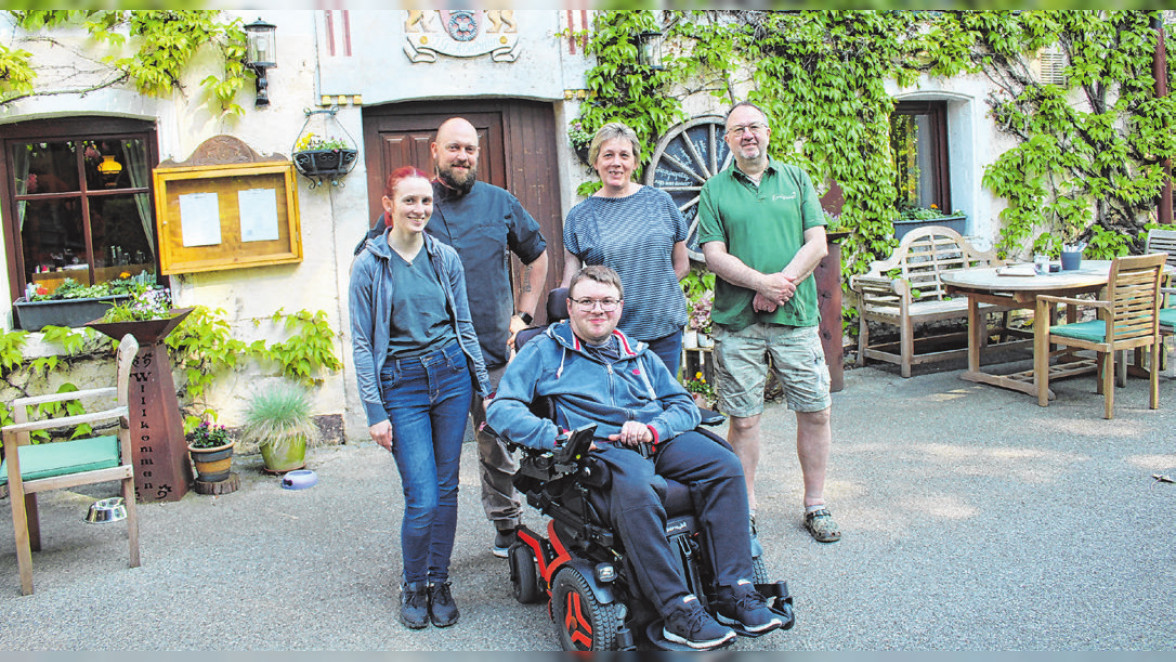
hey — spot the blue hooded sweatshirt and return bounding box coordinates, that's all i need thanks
[350,228,490,428]
[486,321,700,451]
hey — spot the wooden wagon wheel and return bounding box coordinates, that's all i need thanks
[643,115,733,262]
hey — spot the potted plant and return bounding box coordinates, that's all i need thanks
[892,204,967,240]
[291,131,358,185]
[187,420,235,483]
[568,119,593,165]
[238,381,320,474]
[690,291,714,348]
[683,371,717,410]
[681,266,715,349]
[12,271,154,331]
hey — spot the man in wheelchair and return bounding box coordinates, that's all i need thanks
[487,265,788,650]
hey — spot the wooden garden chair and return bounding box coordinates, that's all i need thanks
[1035,254,1165,419]
[1145,229,1176,377]
[1,334,140,595]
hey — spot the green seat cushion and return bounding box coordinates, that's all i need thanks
[0,435,120,485]
[1051,319,1108,343]
[1160,307,1176,329]
[1052,317,1162,344]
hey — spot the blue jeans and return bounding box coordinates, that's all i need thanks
[644,327,683,378]
[380,341,473,585]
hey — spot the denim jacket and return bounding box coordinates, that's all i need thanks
[486,321,699,451]
[350,229,490,427]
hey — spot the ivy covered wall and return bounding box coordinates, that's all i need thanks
[571,10,1176,280]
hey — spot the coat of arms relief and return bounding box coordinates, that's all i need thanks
[404,10,520,63]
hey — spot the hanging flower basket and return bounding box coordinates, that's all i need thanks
[291,106,359,189]
[292,148,358,182]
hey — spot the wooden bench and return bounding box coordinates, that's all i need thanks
[851,225,1016,377]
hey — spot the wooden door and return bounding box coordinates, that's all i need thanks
[362,99,563,321]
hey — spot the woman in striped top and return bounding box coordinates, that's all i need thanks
[561,122,690,376]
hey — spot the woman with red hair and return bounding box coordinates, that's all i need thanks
[350,166,489,630]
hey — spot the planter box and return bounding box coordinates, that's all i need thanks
[892,215,967,241]
[13,295,129,331]
[293,148,358,180]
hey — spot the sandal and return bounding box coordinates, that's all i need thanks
[804,508,841,543]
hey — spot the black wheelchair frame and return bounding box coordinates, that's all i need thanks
[488,287,794,650]
[496,421,795,651]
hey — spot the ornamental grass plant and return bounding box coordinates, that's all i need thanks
[238,381,320,458]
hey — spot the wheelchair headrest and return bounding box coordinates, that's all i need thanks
[514,288,569,354]
[547,287,569,321]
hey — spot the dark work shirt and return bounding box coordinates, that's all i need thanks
[426,180,547,368]
[385,248,457,359]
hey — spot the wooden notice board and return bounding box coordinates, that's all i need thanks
[152,137,302,275]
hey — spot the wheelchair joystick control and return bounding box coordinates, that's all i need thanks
[553,424,596,465]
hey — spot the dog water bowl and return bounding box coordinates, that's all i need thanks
[281,469,317,490]
[84,497,127,524]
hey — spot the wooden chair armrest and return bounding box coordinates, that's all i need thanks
[11,387,118,409]
[849,274,898,292]
[1037,294,1109,309]
[1,406,128,434]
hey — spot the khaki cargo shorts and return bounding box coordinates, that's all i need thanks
[712,322,831,417]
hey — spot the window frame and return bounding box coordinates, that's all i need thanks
[892,100,951,213]
[0,117,161,302]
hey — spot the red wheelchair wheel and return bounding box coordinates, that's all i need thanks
[550,567,625,651]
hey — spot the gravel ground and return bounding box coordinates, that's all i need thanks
[0,364,1173,650]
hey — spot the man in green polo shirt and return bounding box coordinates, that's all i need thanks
[697,100,840,543]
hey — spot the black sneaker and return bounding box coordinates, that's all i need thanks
[399,581,429,629]
[715,579,783,634]
[491,527,517,559]
[663,595,736,650]
[428,581,460,627]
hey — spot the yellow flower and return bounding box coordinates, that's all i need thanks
[930,203,939,209]
[119,271,131,279]
[695,372,703,380]
[294,132,317,152]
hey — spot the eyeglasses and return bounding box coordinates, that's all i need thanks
[569,297,622,312]
[726,123,767,136]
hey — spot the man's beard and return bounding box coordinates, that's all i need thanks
[437,163,477,195]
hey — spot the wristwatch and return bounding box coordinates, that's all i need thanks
[516,311,533,325]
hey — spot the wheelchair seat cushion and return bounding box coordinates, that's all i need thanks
[0,435,120,485]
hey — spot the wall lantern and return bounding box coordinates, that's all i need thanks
[636,30,665,71]
[244,18,277,107]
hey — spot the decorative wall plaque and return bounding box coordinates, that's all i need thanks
[404,10,520,63]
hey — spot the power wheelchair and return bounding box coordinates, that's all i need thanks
[486,289,795,651]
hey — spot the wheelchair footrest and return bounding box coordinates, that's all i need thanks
[756,580,796,631]
[644,618,736,652]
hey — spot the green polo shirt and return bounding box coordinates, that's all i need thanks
[697,159,825,332]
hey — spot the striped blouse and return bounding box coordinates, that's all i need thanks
[563,185,689,341]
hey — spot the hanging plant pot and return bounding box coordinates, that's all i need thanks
[292,148,358,187]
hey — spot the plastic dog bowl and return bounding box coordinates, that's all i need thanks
[281,469,317,490]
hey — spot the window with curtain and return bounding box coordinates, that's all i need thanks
[890,101,951,214]
[0,117,160,301]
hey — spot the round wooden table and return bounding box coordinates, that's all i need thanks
[940,261,1115,400]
